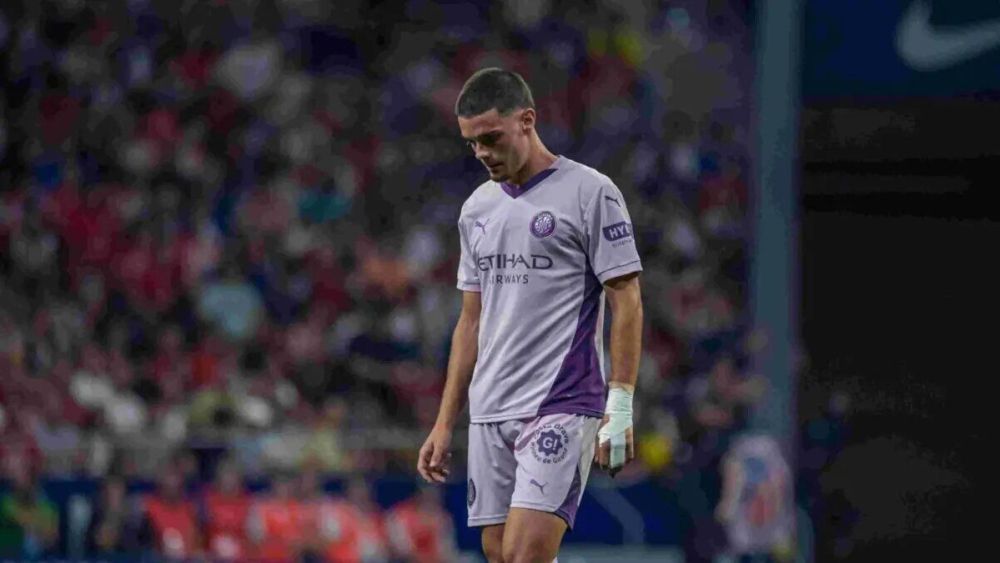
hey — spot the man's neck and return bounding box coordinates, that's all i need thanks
[510,142,557,186]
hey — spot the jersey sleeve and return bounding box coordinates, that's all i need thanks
[456,216,481,292]
[584,183,643,284]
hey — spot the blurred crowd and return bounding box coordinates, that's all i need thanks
[0,0,792,559]
[1,454,456,561]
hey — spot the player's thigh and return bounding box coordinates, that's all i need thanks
[501,507,566,563]
[510,413,601,528]
[467,422,519,528]
[481,523,505,563]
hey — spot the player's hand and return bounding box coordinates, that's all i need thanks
[417,425,453,484]
[595,385,635,477]
[596,414,635,477]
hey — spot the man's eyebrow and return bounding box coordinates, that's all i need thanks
[461,130,503,142]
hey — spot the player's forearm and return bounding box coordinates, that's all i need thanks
[607,283,643,391]
[434,314,479,429]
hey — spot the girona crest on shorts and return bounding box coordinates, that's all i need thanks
[530,423,569,463]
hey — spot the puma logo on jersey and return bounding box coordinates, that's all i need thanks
[474,218,489,234]
[529,479,548,495]
[604,195,621,208]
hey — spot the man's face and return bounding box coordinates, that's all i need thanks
[458,108,532,183]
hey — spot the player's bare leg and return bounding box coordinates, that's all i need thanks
[501,507,566,563]
[481,524,505,563]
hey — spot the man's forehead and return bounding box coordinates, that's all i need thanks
[458,109,510,136]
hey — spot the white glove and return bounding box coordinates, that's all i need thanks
[598,386,634,471]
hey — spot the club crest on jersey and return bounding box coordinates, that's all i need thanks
[531,423,569,464]
[467,478,476,507]
[530,211,557,238]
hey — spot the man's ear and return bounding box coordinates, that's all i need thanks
[521,108,536,132]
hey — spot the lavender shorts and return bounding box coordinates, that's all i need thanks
[466,413,601,529]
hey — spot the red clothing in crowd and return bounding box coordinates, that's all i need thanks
[202,489,252,560]
[0,425,43,476]
[57,187,121,288]
[385,498,457,563]
[39,93,82,146]
[170,49,219,90]
[249,497,311,562]
[143,495,200,560]
[316,499,388,563]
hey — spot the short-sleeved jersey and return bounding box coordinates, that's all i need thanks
[457,156,642,423]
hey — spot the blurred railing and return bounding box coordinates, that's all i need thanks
[27,427,470,478]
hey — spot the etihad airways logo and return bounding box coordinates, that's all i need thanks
[477,253,553,271]
[478,253,553,286]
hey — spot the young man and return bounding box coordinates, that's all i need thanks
[417,68,644,563]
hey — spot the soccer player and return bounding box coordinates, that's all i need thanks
[417,68,644,563]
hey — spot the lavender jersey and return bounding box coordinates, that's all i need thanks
[457,156,642,423]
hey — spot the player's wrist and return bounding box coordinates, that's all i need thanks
[605,385,634,415]
[432,419,457,434]
[607,381,635,394]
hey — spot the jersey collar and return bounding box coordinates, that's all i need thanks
[500,156,562,199]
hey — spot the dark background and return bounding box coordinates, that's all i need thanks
[800,104,997,559]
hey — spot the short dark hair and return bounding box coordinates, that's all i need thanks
[455,68,535,118]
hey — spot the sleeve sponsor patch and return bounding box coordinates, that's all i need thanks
[602,221,633,241]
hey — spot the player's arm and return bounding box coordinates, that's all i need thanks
[597,271,643,475]
[606,271,642,392]
[417,290,481,483]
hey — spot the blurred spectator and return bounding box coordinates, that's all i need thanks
[137,467,201,560]
[26,393,82,476]
[85,475,131,556]
[248,472,309,561]
[0,465,59,559]
[201,458,252,561]
[674,354,766,563]
[799,390,855,559]
[716,434,795,562]
[800,391,850,490]
[300,396,354,473]
[313,474,388,563]
[686,356,764,448]
[698,156,747,240]
[197,261,265,343]
[385,484,458,563]
[0,410,43,478]
[636,409,681,476]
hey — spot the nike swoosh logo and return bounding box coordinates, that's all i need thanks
[896,0,1000,71]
